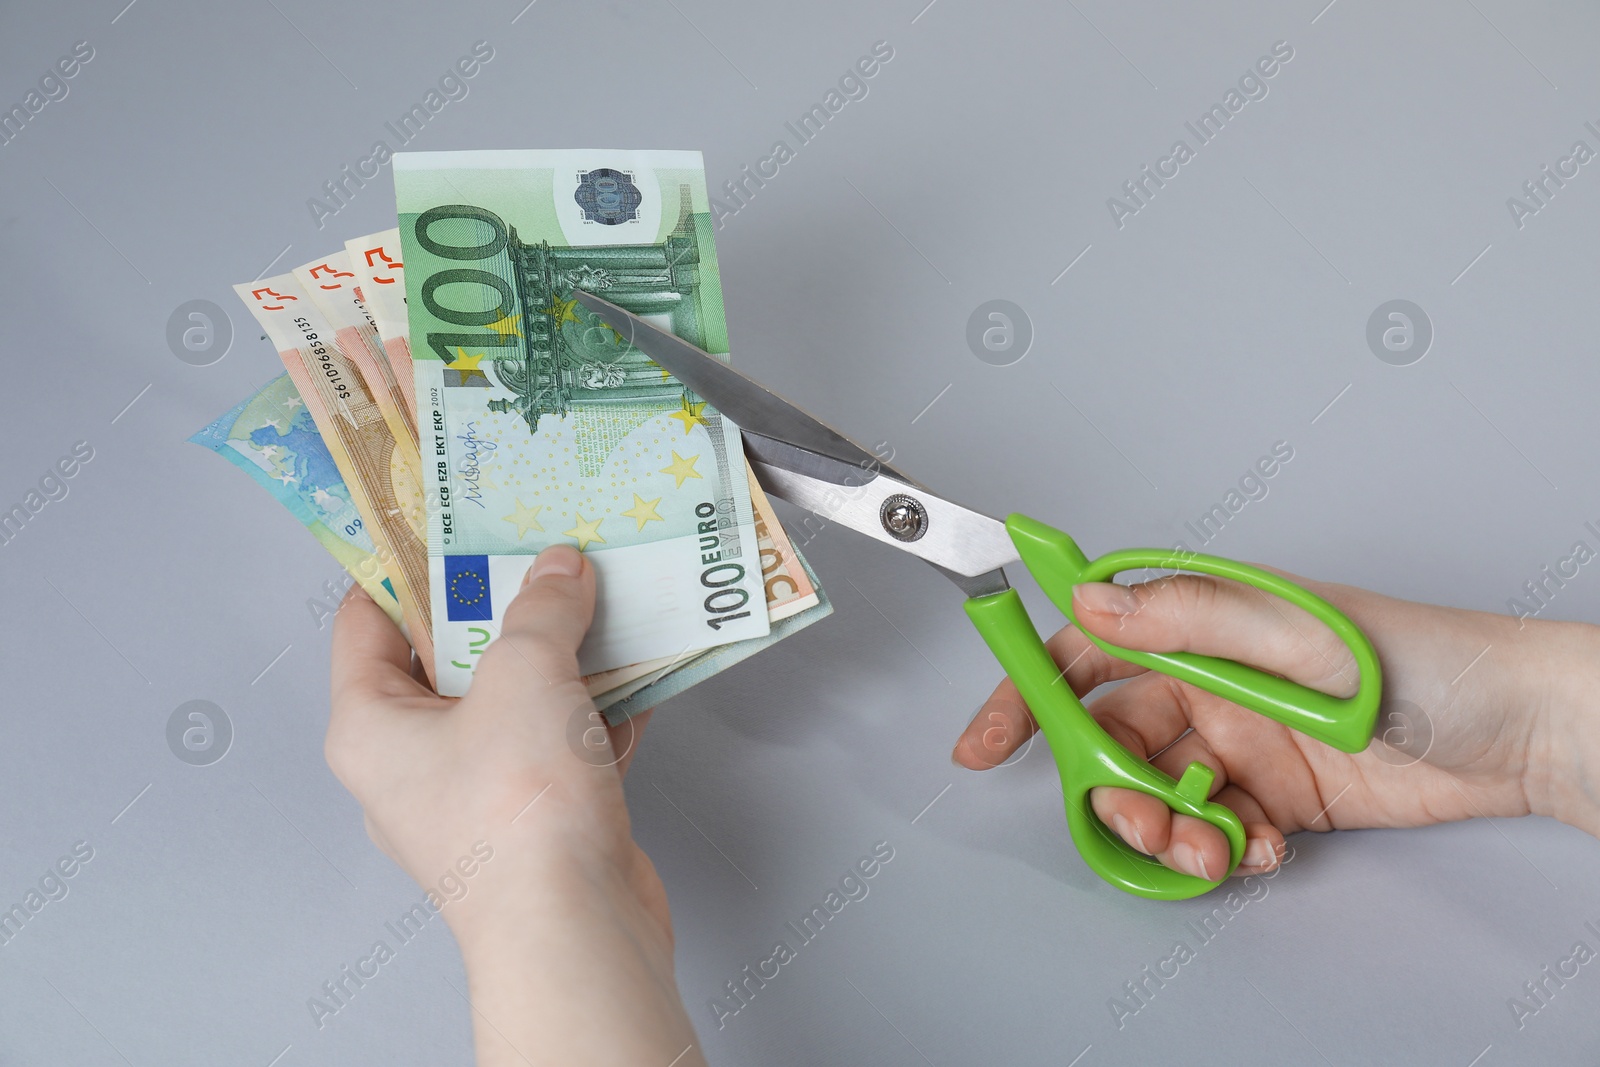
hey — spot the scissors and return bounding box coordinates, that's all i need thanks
[573,289,1383,900]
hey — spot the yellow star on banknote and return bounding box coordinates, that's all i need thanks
[668,395,708,435]
[660,451,702,489]
[621,493,664,531]
[502,498,544,539]
[538,295,581,327]
[451,347,491,386]
[486,310,523,339]
[564,513,605,550]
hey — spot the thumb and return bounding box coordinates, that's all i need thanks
[480,544,596,687]
[1070,574,1358,698]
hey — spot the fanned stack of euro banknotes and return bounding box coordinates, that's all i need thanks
[192,150,830,720]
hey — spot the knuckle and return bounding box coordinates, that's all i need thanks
[1099,718,1148,761]
[1298,642,1360,696]
[1044,627,1098,684]
[1170,574,1221,627]
[498,592,544,635]
[502,579,587,635]
[1255,604,1356,696]
[1119,574,1215,648]
[479,630,580,686]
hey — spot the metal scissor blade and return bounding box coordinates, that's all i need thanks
[573,290,1012,597]
[743,432,1017,598]
[571,289,919,484]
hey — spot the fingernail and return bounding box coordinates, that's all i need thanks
[1242,838,1278,870]
[1172,842,1212,881]
[1073,581,1140,616]
[528,544,582,584]
[1111,813,1148,854]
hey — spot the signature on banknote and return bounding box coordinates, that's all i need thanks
[453,421,497,509]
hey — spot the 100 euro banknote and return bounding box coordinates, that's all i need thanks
[584,468,818,699]
[394,149,770,693]
[594,471,833,720]
[603,554,831,723]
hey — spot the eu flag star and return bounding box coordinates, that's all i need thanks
[621,494,664,531]
[564,514,605,550]
[449,347,491,386]
[501,498,544,539]
[537,295,581,327]
[443,555,493,622]
[668,396,708,435]
[486,310,524,339]
[659,451,701,489]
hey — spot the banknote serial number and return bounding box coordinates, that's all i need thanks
[293,317,352,400]
[696,502,751,630]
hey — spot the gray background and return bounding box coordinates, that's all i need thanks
[1,0,1599,1063]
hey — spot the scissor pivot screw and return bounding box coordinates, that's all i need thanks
[880,494,928,542]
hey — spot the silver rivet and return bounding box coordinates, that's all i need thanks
[880,494,928,542]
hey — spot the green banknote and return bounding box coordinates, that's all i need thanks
[598,554,833,724]
[190,374,403,627]
[394,150,770,694]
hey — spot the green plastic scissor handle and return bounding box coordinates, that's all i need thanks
[963,514,1383,900]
